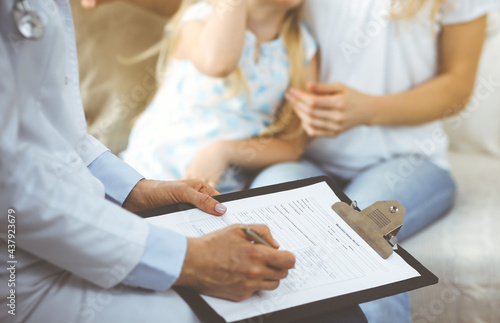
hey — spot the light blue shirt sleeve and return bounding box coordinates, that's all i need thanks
[88,151,144,205]
[122,224,188,291]
[88,151,188,291]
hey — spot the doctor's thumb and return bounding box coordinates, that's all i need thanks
[191,192,227,216]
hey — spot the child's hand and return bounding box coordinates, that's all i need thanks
[184,141,232,189]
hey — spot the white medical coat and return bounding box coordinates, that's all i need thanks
[0,1,167,321]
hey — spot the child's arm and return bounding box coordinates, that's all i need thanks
[175,1,248,78]
[183,121,308,188]
[184,53,319,187]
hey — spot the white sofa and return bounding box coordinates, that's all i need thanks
[405,11,500,323]
[72,3,500,322]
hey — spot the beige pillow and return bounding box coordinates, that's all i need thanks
[444,11,500,157]
[72,2,167,154]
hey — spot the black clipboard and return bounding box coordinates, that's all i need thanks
[138,176,438,323]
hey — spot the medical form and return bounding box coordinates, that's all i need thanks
[147,181,421,322]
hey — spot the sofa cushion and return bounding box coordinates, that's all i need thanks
[405,151,500,323]
[444,11,500,158]
[72,3,166,154]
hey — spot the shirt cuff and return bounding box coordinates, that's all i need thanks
[122,224,188,291]
[87,151,144,205]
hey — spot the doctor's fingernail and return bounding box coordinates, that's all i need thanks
[215,204,227,214]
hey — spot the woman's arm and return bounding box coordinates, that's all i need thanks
[175,1,248,77]
[286,16,487,137]
[371,15,487,125]
[81,0,182,16]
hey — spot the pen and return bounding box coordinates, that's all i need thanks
[241,227,274,248]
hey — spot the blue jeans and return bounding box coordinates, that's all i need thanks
[251,156,456,323]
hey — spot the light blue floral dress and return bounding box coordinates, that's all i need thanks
[122,2,317,192]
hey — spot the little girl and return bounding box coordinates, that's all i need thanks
[122,0,318,192]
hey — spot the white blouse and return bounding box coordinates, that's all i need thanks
[302,0,499,180]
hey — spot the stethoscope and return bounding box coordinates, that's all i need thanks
[13,0,44,40]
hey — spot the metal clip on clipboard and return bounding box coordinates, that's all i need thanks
[332,201,405,259]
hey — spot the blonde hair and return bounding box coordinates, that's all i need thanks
[391,0,452,22]
[262,4,306,137]
[136,0,307,137]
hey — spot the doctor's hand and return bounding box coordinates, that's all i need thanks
[175,224,295,301]
[285,82,376,137]
[123,179,227,216]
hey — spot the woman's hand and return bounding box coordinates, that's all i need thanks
[184,141,232,189]
[286,16,487,132]
[123,179,226,215]
[285,82,376,137]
